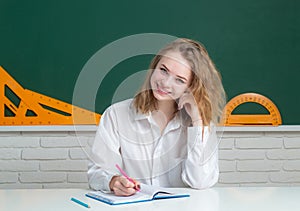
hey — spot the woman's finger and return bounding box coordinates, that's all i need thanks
[113,186,136,196]
[119,176,134,187]
[178,93,188,109]
[113,178,136,196]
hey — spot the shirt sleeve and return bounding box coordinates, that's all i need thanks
[87,106,122,192]
[181,124,219,189]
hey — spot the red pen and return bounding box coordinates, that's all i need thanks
[115,164,140,191]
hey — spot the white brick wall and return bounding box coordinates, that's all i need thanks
[0,126,299,189]
[0,127,95,189]
[217,126,300,187]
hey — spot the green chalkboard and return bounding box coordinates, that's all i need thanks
[0,0,299,124]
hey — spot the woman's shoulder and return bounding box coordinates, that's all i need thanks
[104,99,134,114]
[101,99,138,124]
[111,99,133,109]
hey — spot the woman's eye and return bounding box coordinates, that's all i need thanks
[160,68,168,75]
[176,78,185,84]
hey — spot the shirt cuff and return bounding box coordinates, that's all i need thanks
[187,126,204,148]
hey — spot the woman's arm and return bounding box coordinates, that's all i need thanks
[87,106,122,192]
[87,104,139,196]
[181,125,219,189]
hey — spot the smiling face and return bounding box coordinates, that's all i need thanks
[150,51,193,102]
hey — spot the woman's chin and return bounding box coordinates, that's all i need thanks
[153,92,175,101]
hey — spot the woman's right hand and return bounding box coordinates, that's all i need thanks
[109,175,139,196]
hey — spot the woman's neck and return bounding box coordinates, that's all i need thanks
[152,100,177,133]
[157,100,176,119]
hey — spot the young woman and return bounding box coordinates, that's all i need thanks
[88,38,226,196]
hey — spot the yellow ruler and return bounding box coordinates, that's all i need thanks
[0,66,101,125]
[222,93,282,126]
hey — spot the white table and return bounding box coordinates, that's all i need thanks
[0,187,299,211]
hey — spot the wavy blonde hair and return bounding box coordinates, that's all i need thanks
[133,38,226,125]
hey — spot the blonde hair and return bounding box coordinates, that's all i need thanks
[133,38,226,125]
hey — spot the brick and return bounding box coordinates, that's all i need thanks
[43,183,88,189]
[236,150,266,160]
[219,172,268,184]
[239,183,283,187]
[221,132,264,138]
[0,161,39,171]
[235,137,282,149]
[69,148,90,160]
[0,172,18,183]
[270,172,300,183]
[283,132,300,137]
[284,138,300,149]
[67,172,88,183]
[22,149,68,160]
[0,137,40,148]
[41,137,88,148]
[20,172,66,183]
[266,149,300,160]
[219,150,235,161]
[40,160,88,171]
[215,183,239,187]
[0,132,21,136]
[21,131,69,137]
[237,160,282,172]
[219,150,265,160]
[283,160,300,171]
[0,149,21,159]
[0,183,43,189]
[69,131,96,137]
[286,183,300,187]
[264,132,284,137]
[219,160,236,172]
[219,138,234,149]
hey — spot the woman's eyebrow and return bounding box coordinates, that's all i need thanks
[161,64,188,82]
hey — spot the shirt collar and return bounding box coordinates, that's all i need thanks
[134,111,149,121]
[129,101,190,129]
[129,101,150,121]
[168,112,182,130]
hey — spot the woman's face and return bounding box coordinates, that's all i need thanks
[150,51,192,102]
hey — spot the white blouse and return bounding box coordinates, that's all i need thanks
[88,99,219,191]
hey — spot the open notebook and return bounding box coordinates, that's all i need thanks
[86,183,190,205]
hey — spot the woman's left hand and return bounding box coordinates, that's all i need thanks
[178,91,203,126]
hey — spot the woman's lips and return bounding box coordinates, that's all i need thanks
[158,89,168,95]
[156,85,170,95]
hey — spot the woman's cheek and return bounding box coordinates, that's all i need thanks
[172,92,182,100]
[175,88,186,99]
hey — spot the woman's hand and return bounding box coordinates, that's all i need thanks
[109,175,140,196]
[178,91,203,126]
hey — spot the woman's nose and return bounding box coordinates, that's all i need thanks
[161,75,173,87]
